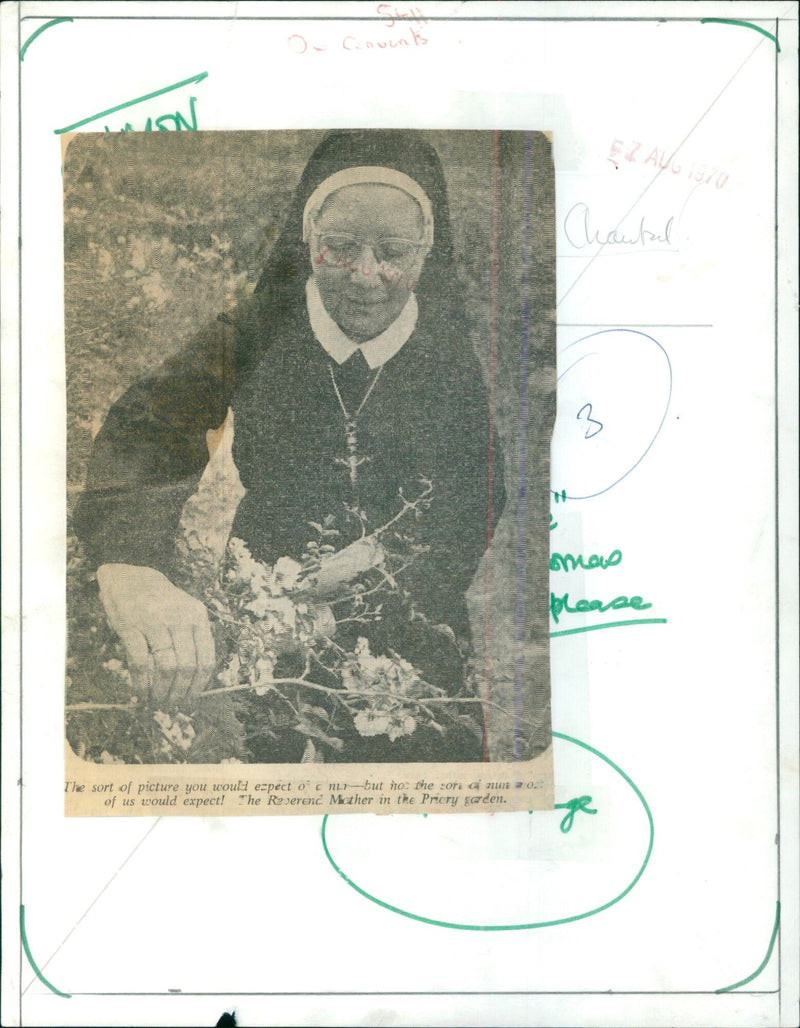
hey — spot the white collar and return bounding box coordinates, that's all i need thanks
[305,277,418,369]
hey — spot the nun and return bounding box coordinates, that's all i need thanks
[75,130,506,762]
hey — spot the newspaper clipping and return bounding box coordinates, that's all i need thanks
[64,129,556,816]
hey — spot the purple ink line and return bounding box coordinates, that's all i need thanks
[514,131,533,761]
[482,130,501,761]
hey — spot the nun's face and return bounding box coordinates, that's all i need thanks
[309,183,429,343]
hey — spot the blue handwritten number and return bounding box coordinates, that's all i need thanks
[577,403,603,439]
[553,795,597,833]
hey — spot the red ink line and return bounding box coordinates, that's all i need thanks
[483,129,500,761]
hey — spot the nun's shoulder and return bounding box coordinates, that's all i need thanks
[149,312,236,392]
[217,289,266,335]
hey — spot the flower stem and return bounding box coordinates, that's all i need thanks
[199,679,539,727]
[66,702,139,712]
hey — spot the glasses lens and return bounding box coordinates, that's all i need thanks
[318,234,360,266]
[374,239,420,267]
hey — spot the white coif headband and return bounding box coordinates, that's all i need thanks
[302,166,434,248]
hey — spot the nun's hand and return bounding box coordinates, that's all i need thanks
[96,564,216,705]
[303,537,385,599]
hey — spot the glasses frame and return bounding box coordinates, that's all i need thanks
[310,223,428,274]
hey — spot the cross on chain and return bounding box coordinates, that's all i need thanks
[334,419,372,487]
[327,363,384,492]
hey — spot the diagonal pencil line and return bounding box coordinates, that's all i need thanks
[21,819,163,994]
[557,34,767,308]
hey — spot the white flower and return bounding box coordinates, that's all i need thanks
[271,556,303,592]
[174,724,195,750]
[154,711,196,751]
[354,710,392,737]
[226,537,250,564]
[352,708,417,741]
[266,595,297,632]
[252,655,276,696]
[387,712,417,741]
[227,537,269,589]
[245,592,269,617]
[217,654,240,688]
[250,564,270,593]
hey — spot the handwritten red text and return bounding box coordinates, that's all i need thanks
[377,3,429,28]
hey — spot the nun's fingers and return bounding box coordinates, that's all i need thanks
[189,621,216,699]
[116,627,152,698]
[145,625,177,706]
[97,578,150,697]
[169,625,198,702]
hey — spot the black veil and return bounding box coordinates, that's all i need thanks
[237,130,466,372]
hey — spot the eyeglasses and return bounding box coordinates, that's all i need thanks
[312,231,426,272]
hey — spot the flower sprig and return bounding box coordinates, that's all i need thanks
[66,479,543,763]
[175,479,473,758]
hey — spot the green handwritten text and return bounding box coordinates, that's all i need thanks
[550,591,652,624]
[550,549,622,573]
[106,96,198,133]
[553,794,597,833]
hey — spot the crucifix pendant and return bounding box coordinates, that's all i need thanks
[334,419,370,488]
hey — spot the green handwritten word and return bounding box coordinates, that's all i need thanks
[550,549,622,573]
[554,794,597,833]
[549,513,558,531]
[55,70,207,135]
[550,591,652,624]
[106,95,198,133]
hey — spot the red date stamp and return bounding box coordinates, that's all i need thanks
[607,138,730,189]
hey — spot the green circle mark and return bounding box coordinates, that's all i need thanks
[320,730,654,931]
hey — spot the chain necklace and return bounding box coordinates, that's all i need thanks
[328,362,384,489]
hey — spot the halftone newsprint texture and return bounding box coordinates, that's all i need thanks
[63,130,555,816]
